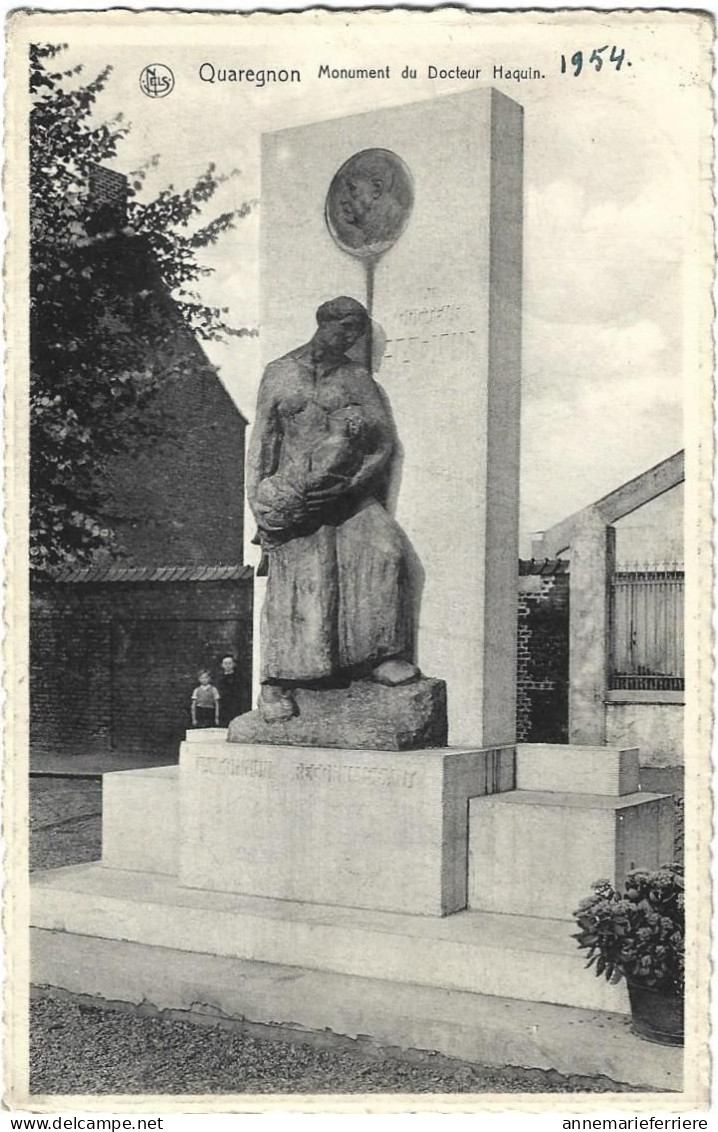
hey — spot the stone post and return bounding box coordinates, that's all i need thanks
[568,507,615,743]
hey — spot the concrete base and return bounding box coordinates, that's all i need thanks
[468,790,674,920]
[31,737,683,1090]
[177,741,514,915]
[33,862,627,1015]
[516,743,639,795]
[30,875,682,1091]
[102,765,178,876]
[31,933,682,1091]
[102,744,515,916]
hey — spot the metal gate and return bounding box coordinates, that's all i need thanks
[609,564,684,690]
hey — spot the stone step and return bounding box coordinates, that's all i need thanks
[31,928,681,1092]
[102,765,179,875]
[516,743,639,796]
[468,790,674,920]
[32,862,627,1015]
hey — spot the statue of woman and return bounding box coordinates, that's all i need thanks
[248,296,418,723]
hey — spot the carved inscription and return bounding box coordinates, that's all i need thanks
[195,755,276,779]
[296,762,418,789]
[397,302,464,327]
[193,755,418,789]
[383,327,477,369]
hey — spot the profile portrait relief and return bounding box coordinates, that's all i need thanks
[325,148,414,258]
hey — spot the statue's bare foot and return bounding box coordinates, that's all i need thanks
[370,659,420,686]
[259,684,297,723]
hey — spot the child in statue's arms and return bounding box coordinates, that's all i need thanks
[191,669,220,728]
[252,407,367,543]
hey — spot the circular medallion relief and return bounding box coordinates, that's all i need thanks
[325,148,414,259]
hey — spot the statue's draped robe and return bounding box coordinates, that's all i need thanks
[248,344,412,683]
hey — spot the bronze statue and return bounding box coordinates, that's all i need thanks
[248,296,418,723]
[325,149,414,259]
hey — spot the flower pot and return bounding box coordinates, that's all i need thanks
[627,981,684,1046]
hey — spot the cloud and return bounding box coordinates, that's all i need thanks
[519,146,685,546]
[524,312,679,399]
[525,177,686,329]
[521,341,683,541]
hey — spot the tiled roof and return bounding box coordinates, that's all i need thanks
[49,563,253,584]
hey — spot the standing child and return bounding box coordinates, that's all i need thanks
[191,669,220,728]
[218,654,245,727]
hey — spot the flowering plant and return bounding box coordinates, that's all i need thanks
[572,864,684,995]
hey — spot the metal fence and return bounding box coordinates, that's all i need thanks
[609,563,684,690]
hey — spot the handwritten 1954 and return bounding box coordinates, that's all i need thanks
[560,46,630,75]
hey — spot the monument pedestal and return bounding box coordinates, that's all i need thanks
[102,733,515,917]
[178,739,512,915]
[30,735,680,1088]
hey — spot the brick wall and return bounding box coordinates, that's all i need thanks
[517,561,569,743]
[30,574,253,759]
[33,563,573,757]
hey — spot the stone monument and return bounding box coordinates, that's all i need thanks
[195,88,525,912]
[30,89,678,1083]
[257,89,523,749]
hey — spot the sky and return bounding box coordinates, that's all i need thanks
[24,10,709,554]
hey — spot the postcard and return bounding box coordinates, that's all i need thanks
[4,6,713,1114]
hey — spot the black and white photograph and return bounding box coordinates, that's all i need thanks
[4,5,714,1115]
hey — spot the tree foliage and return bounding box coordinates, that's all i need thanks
[30,44,256,573]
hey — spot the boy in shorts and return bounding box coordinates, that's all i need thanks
[190,669,220,728]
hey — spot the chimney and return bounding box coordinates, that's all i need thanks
[87,164,129,231]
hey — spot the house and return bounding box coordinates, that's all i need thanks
[30,167,253,767]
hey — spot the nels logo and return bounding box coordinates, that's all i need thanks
[139,64,175,98]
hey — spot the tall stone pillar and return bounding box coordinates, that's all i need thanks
[569,507,616,743]
[258,89,523,747]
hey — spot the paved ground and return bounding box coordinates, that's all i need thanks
[31,752,177,777]
[30,777,665,1096]
[31,778,102,872]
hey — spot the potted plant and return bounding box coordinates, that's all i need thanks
[572,863,684,1046]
